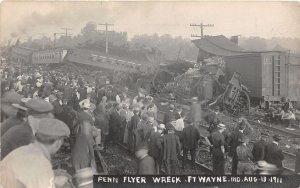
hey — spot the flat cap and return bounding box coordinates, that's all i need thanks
[25,98,53,113]
[37,118,70,137]
[2,91,22,104]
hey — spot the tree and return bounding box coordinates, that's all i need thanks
[81,22,98,37]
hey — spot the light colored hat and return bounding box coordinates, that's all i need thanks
[37,118,70,137]
[80,99,91,109]
[158,124,165,130]
[217,123,226,129]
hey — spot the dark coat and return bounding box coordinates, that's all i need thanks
[228,129,244,157]
[63,85,73,102]
[149,132,162,159]
[71,134,94,170]
[182,125,200,149]
[137,155,156,175]
[71,92,81,111]
[163,110,175,125]
[52,100,64,115]
[21,86,31,98]
[78,86,87,101]
[1,122,34,159]
[264,142,284,168]
[94,110,110,135]
[1,116,24,136]
[128,114,140,132]
[135,124,154,148]
[109,110,122,132]
[160,133,181,161]
[252,139,266,162]
[174,110,185,120]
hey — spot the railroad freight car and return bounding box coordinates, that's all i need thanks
[11,46,37,64]
[32,48,68,64]
[225,51,300,102]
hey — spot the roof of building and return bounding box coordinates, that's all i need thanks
[192,35,252,56]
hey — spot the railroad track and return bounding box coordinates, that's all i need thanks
[117,142,213,175]
[247,118,300,139]
[156,109,296,174]
[127,89,296,174]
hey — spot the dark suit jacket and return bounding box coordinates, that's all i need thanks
[1,122,34,159]
[109,110,122,132]
[252,139,266,162]
[149,132,162,159]
[163,110,175,125]
[182,125,200,149]
[1,116,24,136]
[228,129,244,157]
[264,142,284,168]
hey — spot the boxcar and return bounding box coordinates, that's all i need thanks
[225,51,300,102]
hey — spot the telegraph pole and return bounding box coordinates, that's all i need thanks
[61,27,72,36]
[98,23,114,54]
[190,23,214,38]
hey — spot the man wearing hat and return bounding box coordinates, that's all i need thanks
[182,119,201,170]
[236,136,254,175]
[1,98,54,158]
[159,124,181,174]
[109,103,122,145]
[163,104,176,125]
[149,123,165,174]
[49,94,64,121]
[135,115,155,149]
[210,123,226,175]
[190,97,202,128]
[127,107,141,153]
[0,118,70,188]
[1,90,22,122]
[264,134,284,174]
[1,98,28,136]
[228,121,246,175]
[252,133,267,164]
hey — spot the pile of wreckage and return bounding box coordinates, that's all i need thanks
[156,56,251,117]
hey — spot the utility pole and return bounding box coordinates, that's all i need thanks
[98,23,114,54]
[61,27,72,36]
[190,23,214,38]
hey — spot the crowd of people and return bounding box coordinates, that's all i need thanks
[257,98,298,130]
[1,61,300,187]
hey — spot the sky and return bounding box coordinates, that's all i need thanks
[0,1,300,45]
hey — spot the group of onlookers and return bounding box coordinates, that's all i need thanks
[0,61,299,188]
